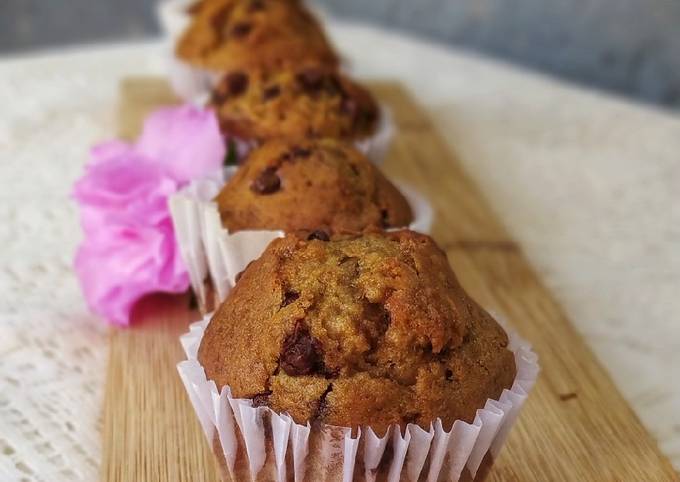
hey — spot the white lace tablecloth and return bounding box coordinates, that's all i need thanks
[0,20,678,481]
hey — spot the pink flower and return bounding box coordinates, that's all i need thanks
[136,105,226,182]
[73,105,225,326]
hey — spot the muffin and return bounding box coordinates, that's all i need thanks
[198,230,517,435]
[209,64,380,142]
[176,0,339,72]
[215,138,413,234]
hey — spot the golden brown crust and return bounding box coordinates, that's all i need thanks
[176,0,338,72]
[208,65,379,141]
[215,138,413,233]
[198,231,516,435]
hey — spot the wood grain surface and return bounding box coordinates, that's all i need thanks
[102,78,679,481]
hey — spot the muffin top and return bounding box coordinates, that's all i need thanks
[208,65,379,141]
[177,0,338,72]
[215,138,413,233]
[198,230,516,434]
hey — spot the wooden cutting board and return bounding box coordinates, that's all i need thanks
[102,77,679,481]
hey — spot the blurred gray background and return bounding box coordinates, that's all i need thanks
[2,0,679,109]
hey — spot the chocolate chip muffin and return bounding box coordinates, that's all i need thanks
[208,65,379,141]
[177,0,338,72]
[198,230,517,435]
[215,138,412,233]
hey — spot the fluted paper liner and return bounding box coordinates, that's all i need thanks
[169,171,434,312]
[157,0,396,166]
[178,315,538,481]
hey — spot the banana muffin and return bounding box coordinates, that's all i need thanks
[208,64,379,141]
[176,0,338,72]
[215,138,412,233]
[198,230,517,434]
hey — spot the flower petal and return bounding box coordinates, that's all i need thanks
[88,140,136,167]
[73,155,179,233]
[74,223,189,326]
[136,104,225,183]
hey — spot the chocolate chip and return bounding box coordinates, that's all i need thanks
[262,85,281,101]
[231,21,252,38]
[296,68,325,92]
[281,291,299,307]
[225,71,249,96]
[248,0,266,11]
[292,146,312,158]
[252,391,272,407]
[251,167,280,194]
[307,230,329,241]
[280,322,323,376]
[445,369,454,381]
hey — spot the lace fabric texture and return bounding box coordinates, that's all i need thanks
[0,44,166,482]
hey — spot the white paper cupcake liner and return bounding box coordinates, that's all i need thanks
[169,170,434,312]
[157,0,221,104]
[178,315,538,481]
[156,0,396,166]
[355,107,395,166]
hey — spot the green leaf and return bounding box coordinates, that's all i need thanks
[224,139,239,166]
